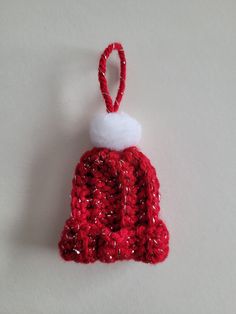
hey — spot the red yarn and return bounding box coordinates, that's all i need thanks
[58,42,169,264]
[98,42,126,113]
[59,147,169,263]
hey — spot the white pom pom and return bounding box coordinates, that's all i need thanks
[89,112,142,150]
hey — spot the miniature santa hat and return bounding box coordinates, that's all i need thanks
[58,43,169,264]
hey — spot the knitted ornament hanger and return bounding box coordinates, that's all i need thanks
[98,42,126,113]
[59,42,169,264]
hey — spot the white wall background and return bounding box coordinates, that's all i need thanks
[0,1,235,313]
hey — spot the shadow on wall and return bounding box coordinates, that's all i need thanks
[13,47,120,254]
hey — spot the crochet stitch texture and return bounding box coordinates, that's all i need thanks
[59,147,169,263]
[59,42,169,264]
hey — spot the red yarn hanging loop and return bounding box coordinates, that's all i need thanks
[98,42,126,112]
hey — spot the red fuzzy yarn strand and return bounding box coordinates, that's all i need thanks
[98,42,126,112]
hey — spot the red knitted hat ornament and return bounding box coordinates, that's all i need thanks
[58,43,169,264]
